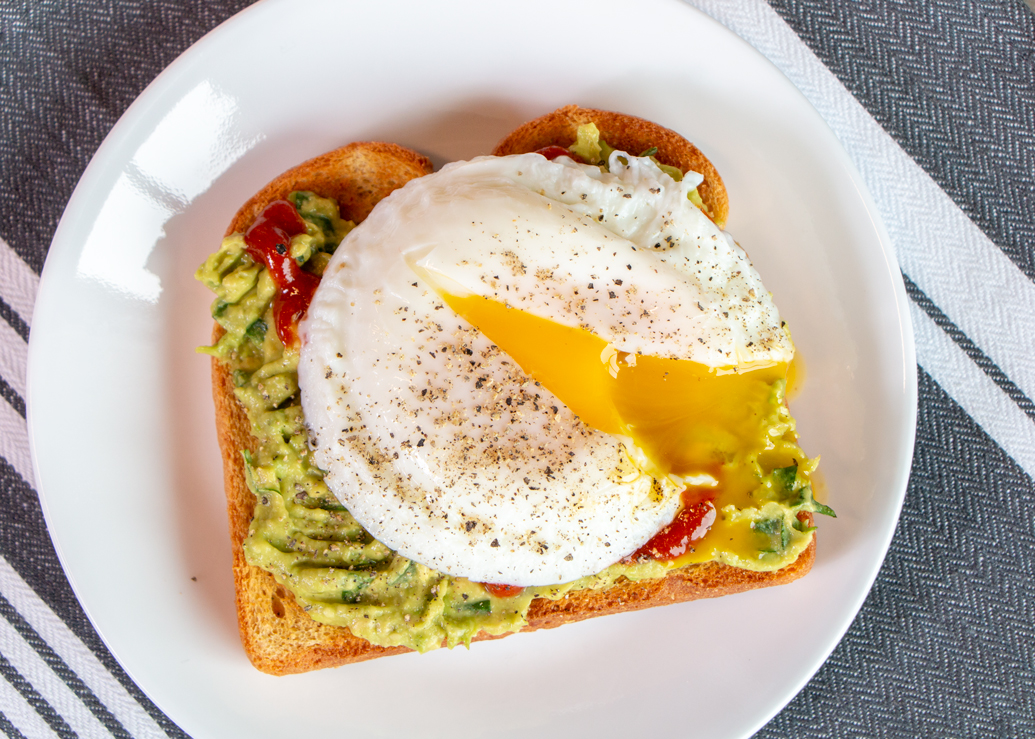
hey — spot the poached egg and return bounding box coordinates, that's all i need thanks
[298,150,793,586]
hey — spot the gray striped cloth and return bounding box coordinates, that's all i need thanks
[1,0,1032,736]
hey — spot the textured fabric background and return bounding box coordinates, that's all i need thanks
[0,0,1033,736]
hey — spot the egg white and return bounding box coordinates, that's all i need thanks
[298,152,789,586]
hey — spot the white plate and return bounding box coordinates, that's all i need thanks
[27,0,916,737]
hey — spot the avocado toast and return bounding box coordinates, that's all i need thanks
[199,108,825,675]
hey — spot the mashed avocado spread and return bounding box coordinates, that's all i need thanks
[197,176,832,653]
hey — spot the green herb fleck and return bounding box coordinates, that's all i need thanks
[753,517,791,553]
[245,318,267,342]
[454,598,491,615]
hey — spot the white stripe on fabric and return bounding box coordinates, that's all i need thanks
[909,301,1035,479]
[0,558,168,739]
[890,183,1035,410]
[0,613,113,738]
[0,400,33,487]
[0,318,28,399]
[0,238,38,328]
[0,397,32,484]
[688,0,1035,449]
[0,675,59,739]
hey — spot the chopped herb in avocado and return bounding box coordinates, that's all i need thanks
[453,598,492,615]
[285,190,354,267]
[753,516,791,553]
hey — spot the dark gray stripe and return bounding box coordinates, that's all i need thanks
[0,379,24,421]
[0,594,129,739]
[0,711,29,739]
[766,0,1035,283]
[0,653,76,739]
[0,459,189,739]
[0,300,29,345]
[759,367,1035,737]
[903,272,1035,424]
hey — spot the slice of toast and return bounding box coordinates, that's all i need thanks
[210,118,814,676]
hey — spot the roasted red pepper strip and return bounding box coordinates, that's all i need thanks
[534,145,588,164]
[626,497,716,563]
[243,200,318,347]
[482,583,524,598]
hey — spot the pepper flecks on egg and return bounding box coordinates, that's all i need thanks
[298,151,793,587]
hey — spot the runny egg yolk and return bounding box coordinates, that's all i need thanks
[436,290,789,495]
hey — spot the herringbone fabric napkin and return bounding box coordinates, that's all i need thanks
[0,0,1032,736]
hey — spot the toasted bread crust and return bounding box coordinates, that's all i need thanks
[225,142,435,237]
[209,120,812,676]
[492,105,730,228]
